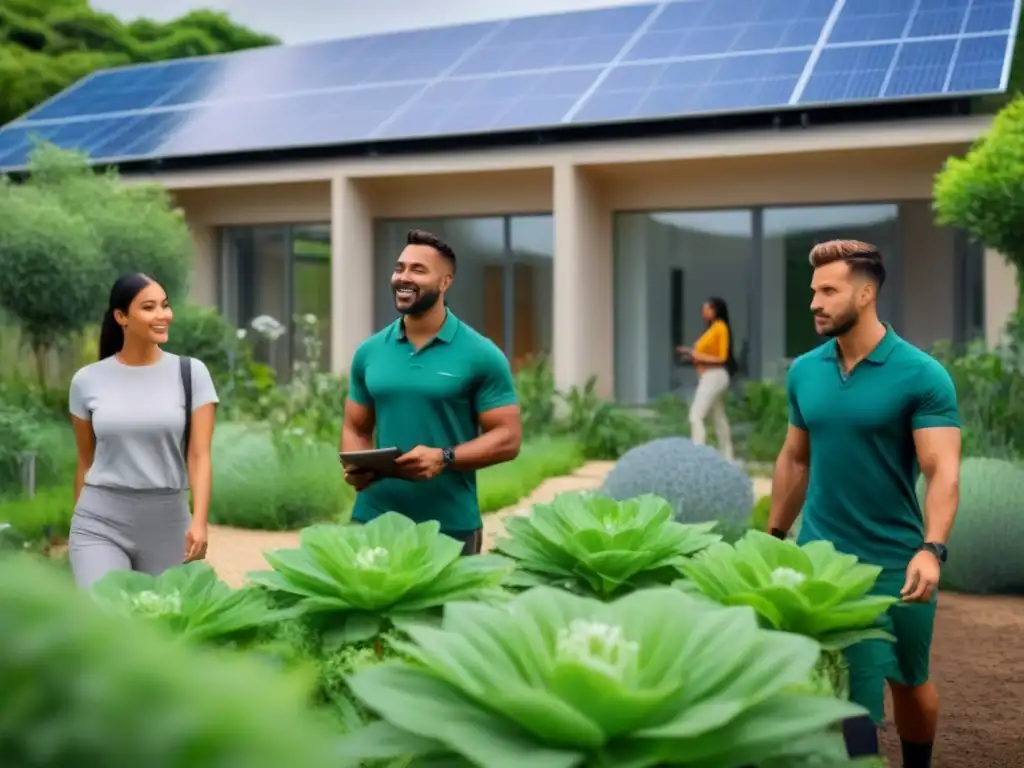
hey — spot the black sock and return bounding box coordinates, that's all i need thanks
[901,740,933,768]
[842,716,880,757]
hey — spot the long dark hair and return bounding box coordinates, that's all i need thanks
[706,296,738,377]
[98,273,154,360]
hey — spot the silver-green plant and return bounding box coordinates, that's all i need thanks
[337,585,865,767]
[678,530,898,698]
[248,512,513,645]
[493,492,721,599]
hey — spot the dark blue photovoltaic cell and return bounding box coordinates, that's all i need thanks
[799,44,896,102]
[947,33,1009,90]
[571,50,809,122]
[378,68,603,137]
[452,5,655,75]
[829,0,918,43]
[0,0,1019,170]
[626,0,833,60]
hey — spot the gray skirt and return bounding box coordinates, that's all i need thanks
[69,485,191,589]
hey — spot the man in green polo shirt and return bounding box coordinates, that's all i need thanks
[767,240,961,768]
[340,228,522,555]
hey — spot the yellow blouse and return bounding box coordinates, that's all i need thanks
[693,319,729,362]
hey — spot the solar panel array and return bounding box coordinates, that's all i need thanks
[0,0,1017,169]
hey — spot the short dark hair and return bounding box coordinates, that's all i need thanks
[808,239,886,289]
[407,229,456,272]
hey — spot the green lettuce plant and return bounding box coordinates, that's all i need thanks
[493,492,721,599]
[678,530,898,697]
[248,512,513,644]
[336,585,865,767]
[90,561,284,647]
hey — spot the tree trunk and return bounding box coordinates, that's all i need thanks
[34,344,47,389]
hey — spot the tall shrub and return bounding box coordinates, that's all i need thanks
[934,95,1024,306]
[25,144,193,302]
[0,181,110,382]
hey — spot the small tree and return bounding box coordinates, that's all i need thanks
[26,144,194,302]
[0,182,111,383]
[934,95,1024,306]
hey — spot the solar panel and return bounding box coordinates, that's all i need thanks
[0,0,1018,170]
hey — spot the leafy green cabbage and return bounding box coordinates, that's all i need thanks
[678,530,899,698]
[337,586,865,767]
[248,511,513,644]
[494,492,721,599]
[90,561,284,647]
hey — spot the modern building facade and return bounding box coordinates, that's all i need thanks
[0,2,1018,403]
[151,114,1012,403]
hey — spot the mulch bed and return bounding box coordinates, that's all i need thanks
[879,592,1024,767]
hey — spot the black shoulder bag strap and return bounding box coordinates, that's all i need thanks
[180,356,193,459]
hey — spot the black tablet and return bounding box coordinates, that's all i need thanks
[339,447,402,474]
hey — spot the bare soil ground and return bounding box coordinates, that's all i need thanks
[205,469,1023,767]
[879,592,1024,768]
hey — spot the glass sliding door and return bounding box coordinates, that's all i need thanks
[373,216,553,371]
[219,222,332,379]
[614,210,754,405]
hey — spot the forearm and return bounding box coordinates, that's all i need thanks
[187,453,212,525]
[767,456,809,533]
[452,427,520,471]
[341,423,374,452]
[691,351,725,365]
[922,469,959,543]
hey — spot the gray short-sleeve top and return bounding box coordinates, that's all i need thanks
[69,352,219,491]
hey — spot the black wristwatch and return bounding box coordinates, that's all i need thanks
[440,447,455,469]
[769,527,787,541]
[919,542,948,564]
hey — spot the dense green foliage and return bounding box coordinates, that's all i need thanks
[0,0,277,126]
[0,553,343,767]
[934,95,1024,306]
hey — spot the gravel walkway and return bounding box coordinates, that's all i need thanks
[206,463,772,586]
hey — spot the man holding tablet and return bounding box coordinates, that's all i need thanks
[339,229,523,554]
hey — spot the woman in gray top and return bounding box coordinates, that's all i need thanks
[68,273,219,588]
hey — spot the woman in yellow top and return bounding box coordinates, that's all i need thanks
[677,296,737,461]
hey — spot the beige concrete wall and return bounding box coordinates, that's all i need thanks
[166,124,991,392]
[985,249,1018,346]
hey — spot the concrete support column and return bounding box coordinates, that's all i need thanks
[985,248,1018,348]
[552,162,614,398]
[330,175,374,374]
[185,220,217,307]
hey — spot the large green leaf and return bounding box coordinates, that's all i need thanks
[678,530,899,650]
[494,492,721,599]
[91,561,283,646]
[339,586,867,767]
[248,512,513,639]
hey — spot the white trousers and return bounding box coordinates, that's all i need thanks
[689,367,734,461]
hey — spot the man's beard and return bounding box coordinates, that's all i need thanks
[393,285,441,316]
[816,307,858,338]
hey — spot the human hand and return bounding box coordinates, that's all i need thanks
[395,445,445,481]
[677,346,691,356]
[343,466,378,491]
[901,550,941,602]
[184,520,208,562]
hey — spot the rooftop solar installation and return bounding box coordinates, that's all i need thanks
[0,0,1018,169]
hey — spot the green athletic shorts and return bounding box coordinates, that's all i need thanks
[844,568,937,724]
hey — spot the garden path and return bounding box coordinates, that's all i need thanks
[206,464,773,587]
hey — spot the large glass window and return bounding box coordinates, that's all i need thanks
[374,216,553,370]
[219,223,332,378]
[614,211,754,406]
[760,204,899,376]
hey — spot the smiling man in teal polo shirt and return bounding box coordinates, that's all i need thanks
[767,240,961,768]
[339,228,522,555]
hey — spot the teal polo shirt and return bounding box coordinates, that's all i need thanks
[347,310,518,533]
[788,325,960,570]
